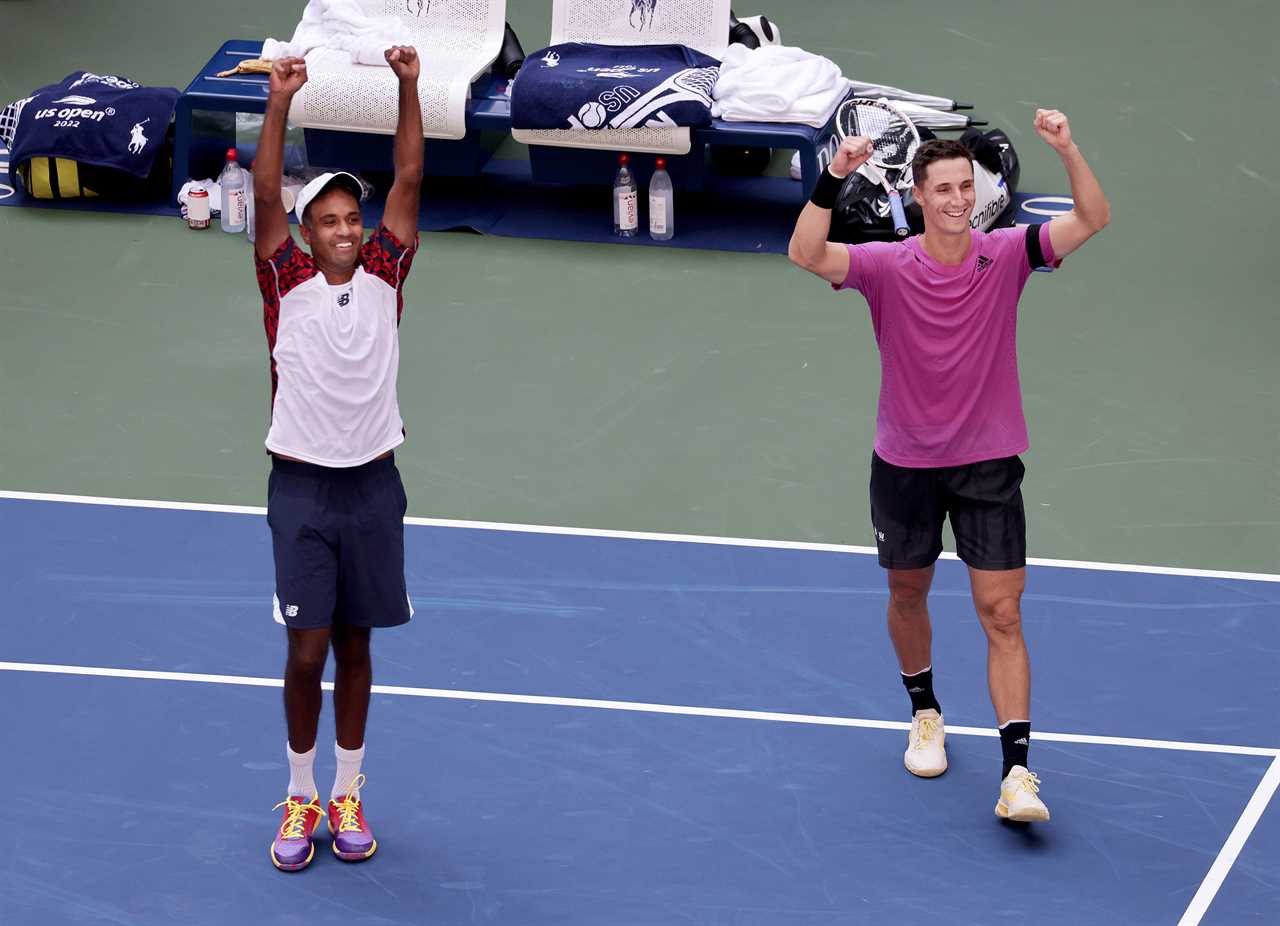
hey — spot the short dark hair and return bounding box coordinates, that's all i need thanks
[911,139,972,186]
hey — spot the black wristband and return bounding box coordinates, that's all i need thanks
[809,168,846,209]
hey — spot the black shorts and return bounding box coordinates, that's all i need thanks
[869,452,1027,571]
[267,454,412,630]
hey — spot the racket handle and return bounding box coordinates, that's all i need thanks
[888,191,910,237]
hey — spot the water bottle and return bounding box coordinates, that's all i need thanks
[244,163,256,244]
[649,157,674,241]
[613,153,638,238]
[218,148,246,234]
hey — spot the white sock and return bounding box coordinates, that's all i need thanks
[333,743,365,801]
[286,743,317,798]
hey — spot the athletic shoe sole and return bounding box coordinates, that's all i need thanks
[995,799,1051,822]
[905,756,947,778]
[331,838,377,862]
[270,841,316,872]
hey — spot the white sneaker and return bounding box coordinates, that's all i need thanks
[995,765,1051,822]
[903,709,947,777]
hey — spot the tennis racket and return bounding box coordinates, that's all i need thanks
[835,97,921,237]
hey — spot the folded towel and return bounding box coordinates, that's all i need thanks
[8,72,178,178]
[261,0,402,67]
[512,43,720,131]
[712,45,849,127]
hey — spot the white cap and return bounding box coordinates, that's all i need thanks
[294,171,362,222]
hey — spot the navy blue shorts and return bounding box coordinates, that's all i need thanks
[267,455,412,630]
[869,452,1027,571]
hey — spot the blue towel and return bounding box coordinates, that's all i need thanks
[512,43,719,131]
[8,72,178,179]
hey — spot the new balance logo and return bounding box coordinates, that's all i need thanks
[285,604,300,618]
[976,255,993,273]
[336,292,351,307]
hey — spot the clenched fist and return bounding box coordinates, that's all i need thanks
[830,135,874,179]
[269,57,308,97]
[386,45,421,81]
[1034,109,1073,153]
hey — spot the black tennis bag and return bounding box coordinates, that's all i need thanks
[829,126,1021,244]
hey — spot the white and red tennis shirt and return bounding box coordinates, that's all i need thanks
[253,225,418,467]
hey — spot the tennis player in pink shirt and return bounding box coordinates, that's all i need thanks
[789,110,1110,822]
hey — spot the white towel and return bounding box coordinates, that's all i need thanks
[261,0,403,67]
[712,45,849,128]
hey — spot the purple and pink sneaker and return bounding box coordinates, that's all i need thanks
[270,795,324,871]
[327,774,377,862]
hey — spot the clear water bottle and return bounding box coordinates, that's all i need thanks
[244,162,256,244]
[218,148,246,234]
[649,157,674,241]
[613,153,638,238]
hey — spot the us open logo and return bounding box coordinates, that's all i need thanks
[69,72,139,92]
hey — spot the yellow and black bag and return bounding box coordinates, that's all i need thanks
[17,157,102,199]
[16,140,170,200]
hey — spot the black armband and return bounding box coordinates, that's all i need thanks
[809,168,846,210]
[1025,223,1048,270]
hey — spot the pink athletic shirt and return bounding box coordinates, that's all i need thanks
[834,224,1058,468]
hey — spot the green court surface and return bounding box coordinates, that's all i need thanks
[1,0,1276,575]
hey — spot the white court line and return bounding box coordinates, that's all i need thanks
[2,661,1277,758]
[5,492,1277,924]
[2,489,1278,584]
[1177,754,1280,926]
[6,664,1279,924]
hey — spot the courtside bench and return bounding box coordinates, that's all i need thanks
[174,41,843,205]
[170,40,512,204]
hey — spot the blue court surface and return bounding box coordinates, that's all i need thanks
[2,492,1278,925]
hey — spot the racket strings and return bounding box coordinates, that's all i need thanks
[850,105,917,168]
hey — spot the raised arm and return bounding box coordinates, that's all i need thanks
[1035,109,1111,259]
[382,45,424,244]
[255,57,308,259]
[787,136,873,285]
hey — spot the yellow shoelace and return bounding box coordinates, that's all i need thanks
[333,773,367,833]
[911,715,940,749]
[274,795,323,840]
[1015,771,1042,795]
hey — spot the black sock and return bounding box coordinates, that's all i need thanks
[999,721,1031,778]
[900,667,941,716]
